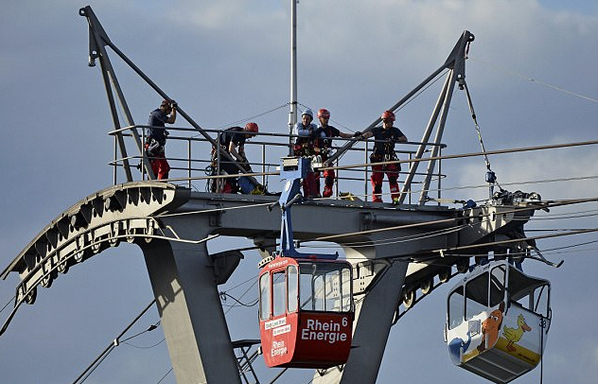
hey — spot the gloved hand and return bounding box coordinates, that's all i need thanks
[353,131,362,138]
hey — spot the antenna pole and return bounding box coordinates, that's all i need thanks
[288,0,298,155]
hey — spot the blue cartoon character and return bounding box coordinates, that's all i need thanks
[448,332,472,364]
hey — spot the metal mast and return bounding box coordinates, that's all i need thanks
[288,0,298,154]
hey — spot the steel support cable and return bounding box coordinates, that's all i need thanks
[122,338,165,350]
[220,275,260,314]
[527,227,598,232]
[0,295,14,317]
[305,221,478,250]
[220,292,259,309]
[434,228,598,255]
[415,237,598,263]
[422,174,598,197]
[313,168,598,203]
[158,200,275,218]
[215,103,290,131]
[317,139,598,174]
[530,210,598,220]
[156,368,173,384]
[219,197,597,256]
[301,216,494,254]
[149,197,598,253]
[152,196,595,262]
[306,197,597,249]
[71,300,156,384]
[470,57,598,104]
[306,207,562,252]
[120,138,597,188]
[119,321,160,342]
[462,80,496,172]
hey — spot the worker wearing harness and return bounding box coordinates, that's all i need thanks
[293,109,321,198]
[358,110,407,203]
[146,99,177,179]
[314,108,355,197]
[210,123,259,193]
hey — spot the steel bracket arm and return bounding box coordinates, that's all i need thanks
[80,6,248,177]
[80,6,112,67]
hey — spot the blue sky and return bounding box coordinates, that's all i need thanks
[0,1,596,383]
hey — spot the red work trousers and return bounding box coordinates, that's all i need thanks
[322,169,335,197]
[370,163,400,202]
[145,141,170,180]
[150,155,170,180]
[302,171,321,198]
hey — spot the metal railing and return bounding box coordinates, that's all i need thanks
[109,125,446,204]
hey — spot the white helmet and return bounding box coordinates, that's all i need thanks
[302,109,313,119]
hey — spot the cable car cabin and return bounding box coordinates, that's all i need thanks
[445,260,551,383]
[259,256,353,369]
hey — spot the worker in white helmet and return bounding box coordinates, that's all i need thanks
[292,109,320,197]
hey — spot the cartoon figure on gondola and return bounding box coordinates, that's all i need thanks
[503,314,532,352]
[477,302,505,353]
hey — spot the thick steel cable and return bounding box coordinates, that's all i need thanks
[317,139,598,173]
[71,300,156,384]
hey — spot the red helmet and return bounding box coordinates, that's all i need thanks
[318,108,330,119]
[381,110,395,122]
[245,122,259,133]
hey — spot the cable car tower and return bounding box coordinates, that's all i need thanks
[0,5,565,384]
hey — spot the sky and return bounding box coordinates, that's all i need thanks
[0,0,597,383]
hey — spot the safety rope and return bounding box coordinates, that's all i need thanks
[461,80,503,196]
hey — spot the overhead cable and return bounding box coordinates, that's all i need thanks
[471,57,598,104]
[71,300,157,384]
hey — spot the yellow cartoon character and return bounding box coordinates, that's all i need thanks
[477,302,505,353]
[503,314,532,352]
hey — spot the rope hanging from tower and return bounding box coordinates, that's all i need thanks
[461,79,503,198]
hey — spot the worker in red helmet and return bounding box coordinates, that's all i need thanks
[210,123,260,193]
[356,110,407,203]
[146,99,177,180]
[315,108,355,197]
